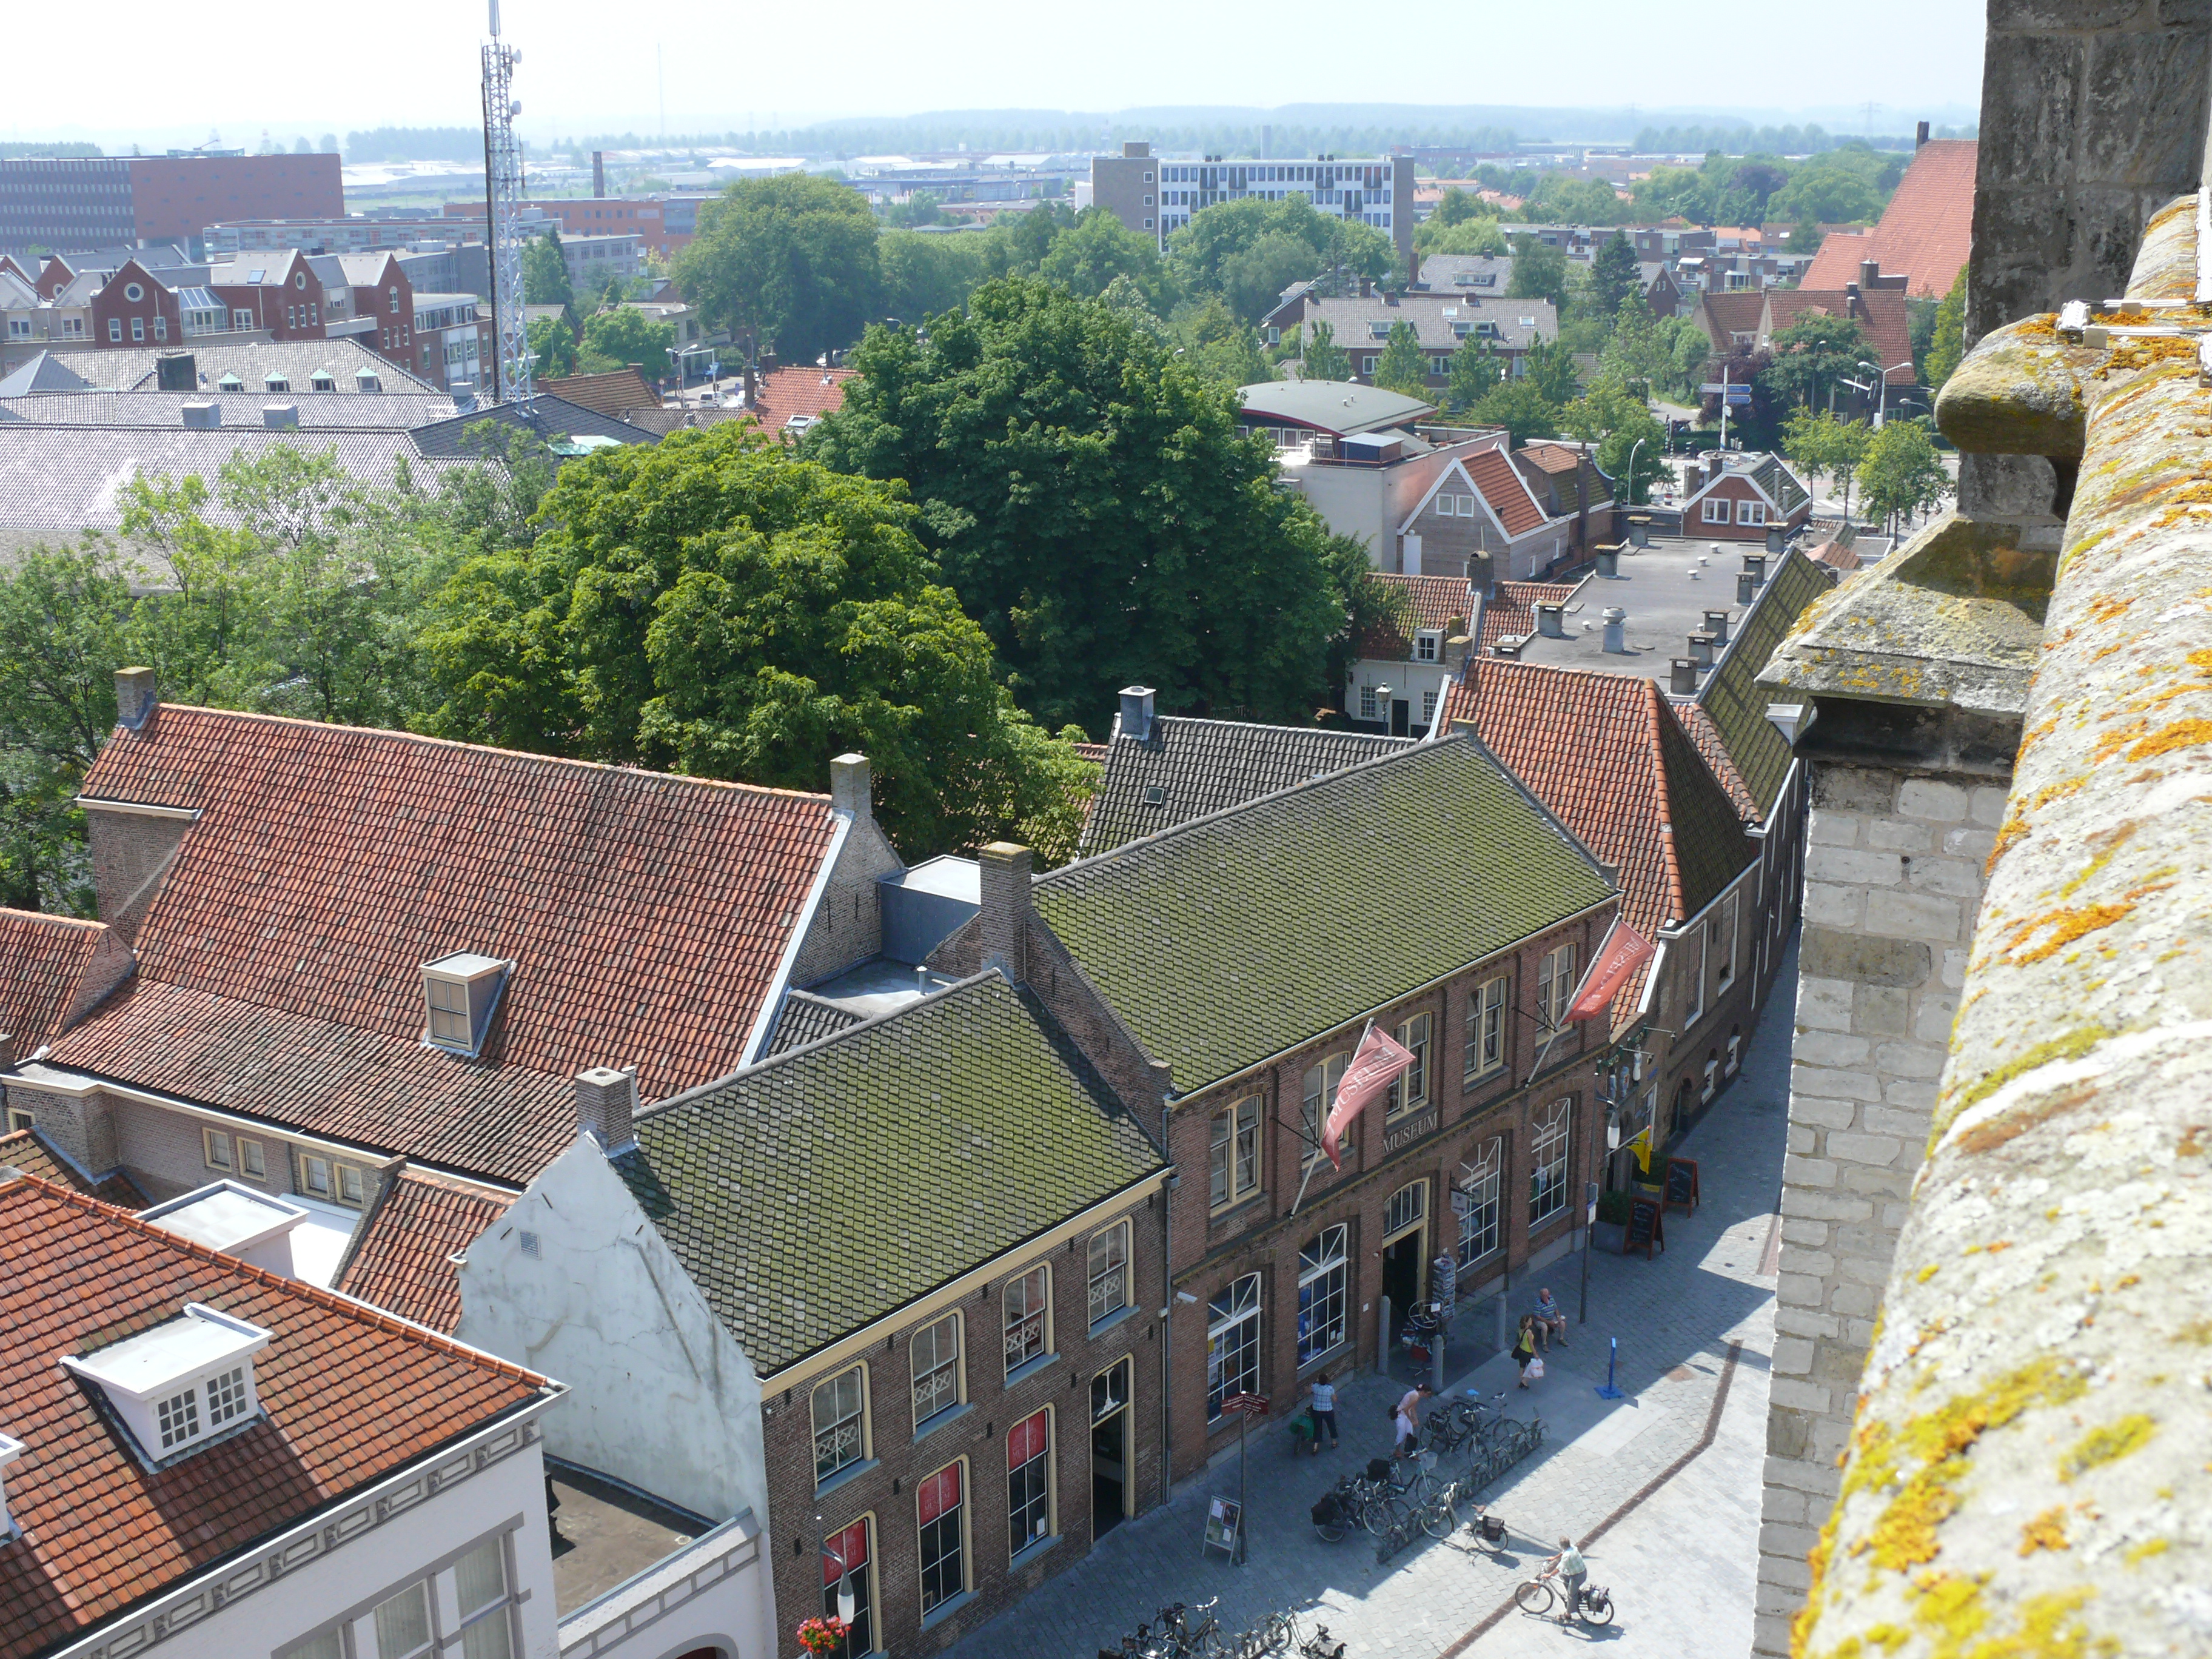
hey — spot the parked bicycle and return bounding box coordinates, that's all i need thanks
[1296,1624,1346,1659]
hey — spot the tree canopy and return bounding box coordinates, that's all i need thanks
[1858,419,1951,532]
[674,173,883,364]
[1038,207,1178,313]
[1759,313,1875,412]
[521,232,572,309]
[805,277,1366,735]
[1301,318,1351,382]
[577,306,675,375]
[1508,240,1571,309]
[1925,267,1967,390]
[1782,407,1873,521]
[1371,321,1429,399]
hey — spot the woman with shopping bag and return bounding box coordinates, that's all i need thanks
[1512,1315,1541,1388]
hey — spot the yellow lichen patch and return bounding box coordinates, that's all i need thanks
[1940,1026,2111,1133]
[1986,816,2029,872]
[2102,336,2200,376]
[1849,1359,2090,1572]
[2170,1319,2212,1346]
[2127,717,2212,761]
[2083,595,2132,623]
[1917,1262,1942,1283]
[2018,1506,2070,1555]
[1985,1240,2012,1253]
[2089,717,2149,763]
[2059,1414,2157,1482]
[2179,1125,2205,1158]
[2005,902,2136,966]
[2123,1537,2170,1566]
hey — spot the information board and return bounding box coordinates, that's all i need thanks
[1664,1156,1701,1215]
[1204,1496,1243,1559]
[1625,1198,1666,1259]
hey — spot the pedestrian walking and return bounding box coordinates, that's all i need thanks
[1543,1537,1589,1623]
[1532,1287,1568,1351]
[1393,1382,1433,1453]
[1512,1315,1540,1388]
[1307,1370,1339,1449]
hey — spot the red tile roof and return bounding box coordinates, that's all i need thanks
[61,707,840,1182]
[1464,446,1547,537]
[1356,572,1473,658]
[1800,140,1976,300]
[336,1165,514,1332]
[1439,660,1754,1019]
[1677,703,1761,821]
[0,1172,552,1659]
[1695,292,1767,349]
[750,366,856,433]
[1765,289,1915,384]
[0,907,124,1057]
[1474,580,1584,652]
[0,1127,146,1207]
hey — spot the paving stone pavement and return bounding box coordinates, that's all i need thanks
[940,935,1794,1659]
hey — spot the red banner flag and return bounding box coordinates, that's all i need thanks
[1566,920,1657,1022]
[1322,1023,1416,1168]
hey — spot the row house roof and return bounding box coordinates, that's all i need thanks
[49,705,846,1187]
[332,1165,518,1333]
[0,908,126,1058]
[0,1128,146,1206]
[0,389,457,429]
[1303,293,1560,354]
[0,1171,555,1659]
[1079,716,1415,857]
[1765,287,1917,384]
[1354,571,1474,659]
[1801,139,1975,300]
[618,971,1162,1375]
[1033,735,1617,1095]
[1474,578,1589,653]
[1687,546,1837,817]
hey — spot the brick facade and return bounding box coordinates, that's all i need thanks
[126,153,344,246]
[1685,475,1791,540]
[86,260,183,350]
[1158,905,1614,1478]
[761,1194,1166,1657]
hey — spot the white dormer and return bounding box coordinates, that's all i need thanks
[1414,629,1443,664]
[61,1305,271,1465]
[421,952,512,1057]
[137,1181,310,1278]
[0,1432,22,1541]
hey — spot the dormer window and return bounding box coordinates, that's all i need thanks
[310,372,335,392]
[265,374,290,392]
[1415,630,1442,663]
[61,1304,270,1467]
[421,952,511,1057]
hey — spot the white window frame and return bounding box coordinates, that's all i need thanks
[1713,893,1739,990]
[1358,683,1379,721]
[1529,1099,1570,1227]
[1300,1053,1349,1166]
[1537,943,1577,1030]
[1383,1179,1427,1241]
[1295,1224,1349,1366]
[1087,1219,1130,1330]
[1006,1409,1053,1558]
[1454,1136,1503,1268]
[1414,629,1441,663]
[203,1126,233,1171]
[911,1312,963,1429]
[1206,1273,1262,1421]
[1737,498,1766,526]
[916,1458,968,1616]
[812,1363,868,1486]
[1209,1094,1262,1212]
[1003,1263,1050,1378]
[295,1149,366,1206]
[1702,497,1731,525]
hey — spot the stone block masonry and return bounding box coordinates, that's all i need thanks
[1751,764,1999,1659]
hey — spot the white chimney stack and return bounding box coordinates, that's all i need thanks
[1119,686,1156,743]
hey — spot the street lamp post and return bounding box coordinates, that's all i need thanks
[1858,359,1915,429]
[1625,437,1647,509]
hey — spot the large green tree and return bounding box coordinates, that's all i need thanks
[1038,207,1178,313]
[1444,336,1503,412]
[1590,230,1641,321]
[1858,418,1950,533]
[418,426,1090,857]
[674,172,882,364]
[1562,378,1667,504]
[521,231,572,308]
[1371,320,1429,398]
[578,306,676,375]
[526,313,578,379]
[1508,240,1571,309]
[1471,376,1561,444]
[1759,313,1874,411]
[1782,407,1873,521]
[805,278,1361,734]
[1925,267,1968,389]
[1301,318,1351,381]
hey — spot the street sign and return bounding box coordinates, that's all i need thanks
[1219,1393,1270,1418]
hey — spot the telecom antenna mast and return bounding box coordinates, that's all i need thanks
[480,0,531,406]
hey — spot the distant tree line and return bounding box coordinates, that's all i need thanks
[0,142,102,159]
[344,127,486,163]
[1631,122,1978,156]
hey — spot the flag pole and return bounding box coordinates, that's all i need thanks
[1290,1018,1372,1218]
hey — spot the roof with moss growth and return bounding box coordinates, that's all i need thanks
[1692,546,1836,817]
[1033,734,1615,1094]
[616,972,1162,1375]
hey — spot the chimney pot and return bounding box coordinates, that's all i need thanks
[1915,120,1930,149]
[1704,608,1730,646]
[575,1066,636,1153]
[1687,632,1716,667]
[1118,685,1157,744]
[1601,606,1627,654]
[1743,553,1768,587]
[1535,603,1566,638]
[977,842,1033,985]
[115,667,158,731]
[1737,570,1756,604]
[829,752,872,821]
[1669,658,1700,695]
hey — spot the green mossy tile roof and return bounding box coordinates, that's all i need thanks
[1033,736,1615,1094]
[617,973,1161,1375]
[1695,548,1836,817]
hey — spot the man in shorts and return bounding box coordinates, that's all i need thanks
[1544,1537,1588,1623]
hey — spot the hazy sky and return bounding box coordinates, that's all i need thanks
[15,0,1986,148]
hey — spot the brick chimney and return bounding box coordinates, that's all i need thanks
[115,667,158,732]
[977,842,1032,984]
[829,752,873,825]
[1915,119,1929,149]
[575,1066,636,1152]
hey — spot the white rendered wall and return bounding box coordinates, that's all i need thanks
[457,1138,770,1529]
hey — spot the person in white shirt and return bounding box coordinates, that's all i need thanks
[1393,1382,1433,1454]
[1305,1370,1339,1449]
[1544,1537,1589,1622]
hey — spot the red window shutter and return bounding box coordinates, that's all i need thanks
[1008,1409,1048,1467]
[823,1520,868,1585]
[919,1464,962,1526]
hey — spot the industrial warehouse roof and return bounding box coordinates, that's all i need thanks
[619,972,1163,1373]
[1034,734,1615,1093]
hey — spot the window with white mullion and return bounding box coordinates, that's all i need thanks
[1205,1274,1261,1419]
[911,1314,962,1426]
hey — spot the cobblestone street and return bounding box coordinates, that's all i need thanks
[940,934,1794,1659]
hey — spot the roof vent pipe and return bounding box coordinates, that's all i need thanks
[1704,608,1731,647]
[1601,607,1626,654]
[1669,658,1699,695]
[1535,603,1566,638]
[1119,685,1156,744]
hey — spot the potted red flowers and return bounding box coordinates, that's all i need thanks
[796,1615,849,1656]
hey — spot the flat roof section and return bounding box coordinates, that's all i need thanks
[138,1182,307,1258]
[1237,380,1435,437]
[1503,537,1774,686]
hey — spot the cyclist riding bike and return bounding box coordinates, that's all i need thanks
[1540,1537,1588,1624]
